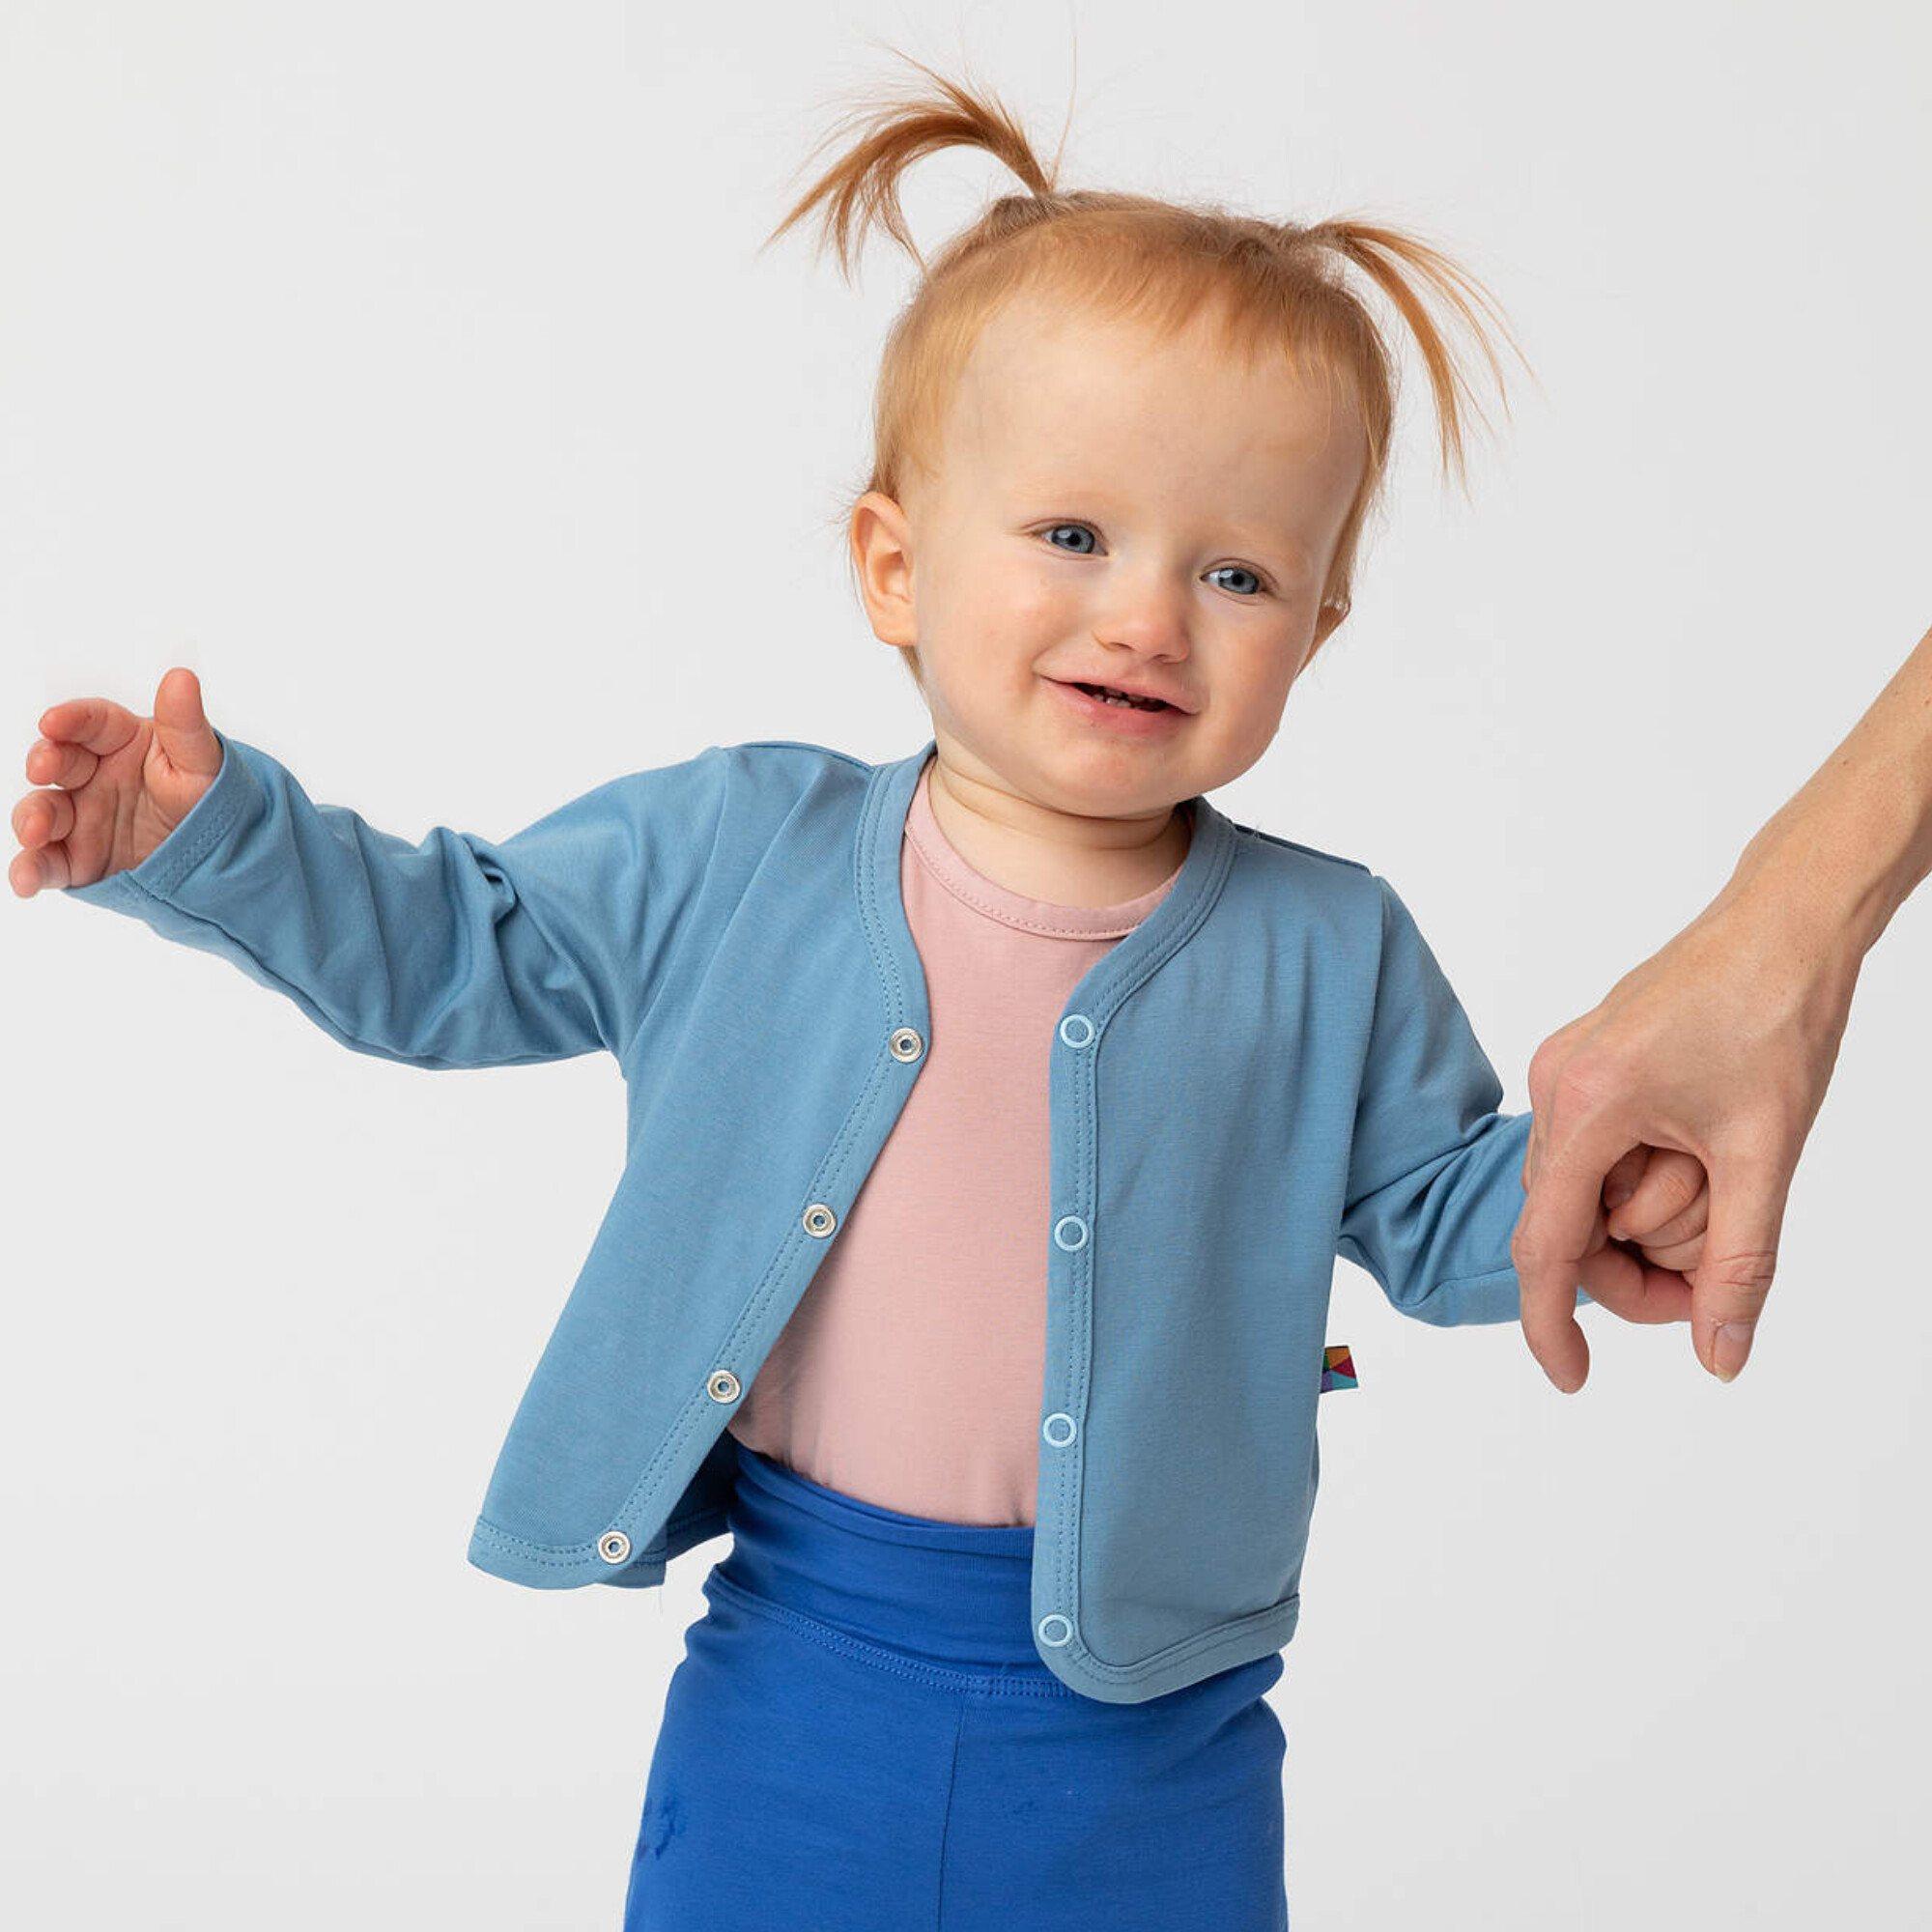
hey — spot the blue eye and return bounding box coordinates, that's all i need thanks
[1206,564,1265,598]
[1037,523,1270,598]
[1042,523,1098,554]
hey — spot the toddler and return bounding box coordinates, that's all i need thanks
[15,54,1712,1932]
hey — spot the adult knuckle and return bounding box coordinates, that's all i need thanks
[1719,1104,1806,1176]
[1547,1045,1633,1123]
[1709,1248,1779,1304]
[1526,1034,1565,1099]
[1511,1225,1564,1275]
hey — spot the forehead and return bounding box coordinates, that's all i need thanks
[943,293,1361,496]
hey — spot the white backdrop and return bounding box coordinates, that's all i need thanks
[3,4,1927,1926]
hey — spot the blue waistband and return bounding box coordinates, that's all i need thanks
[711,1443,1043,1668]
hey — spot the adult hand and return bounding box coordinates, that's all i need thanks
[1511,870,1859,1391]
[1511,621,1932,1393]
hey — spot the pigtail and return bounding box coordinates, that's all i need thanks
[759,48,1064,281]
[1303,219,1530,494]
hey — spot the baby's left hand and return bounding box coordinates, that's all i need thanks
[1602,1144,1710,1275]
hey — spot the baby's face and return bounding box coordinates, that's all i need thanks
[857,291,1367,820]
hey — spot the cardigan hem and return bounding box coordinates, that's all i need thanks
[467,1501,734,1591]
[1039,1595,1301,1704]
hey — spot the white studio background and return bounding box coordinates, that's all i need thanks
[2,4,1926,1927]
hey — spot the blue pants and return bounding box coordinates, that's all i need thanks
[623,1443,1290,1930]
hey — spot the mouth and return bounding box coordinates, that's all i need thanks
[1045,675,1193,736]
[1052,679,1186,715]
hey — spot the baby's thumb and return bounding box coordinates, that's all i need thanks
[151,666,223,780]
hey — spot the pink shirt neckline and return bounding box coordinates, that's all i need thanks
[902,757,1190,939]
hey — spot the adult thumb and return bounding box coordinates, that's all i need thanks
[1692,1150,1791,1382]
[152,666,223,779]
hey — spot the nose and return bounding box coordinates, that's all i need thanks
[1090,560,1192,665]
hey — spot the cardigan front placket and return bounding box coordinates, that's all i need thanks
[854,738,1243,1692]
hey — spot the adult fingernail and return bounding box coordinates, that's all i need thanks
[1713,1321,1754,1382]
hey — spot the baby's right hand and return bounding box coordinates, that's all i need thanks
[9,666,225,897]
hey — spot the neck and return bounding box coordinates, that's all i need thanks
[921,752,1192,908]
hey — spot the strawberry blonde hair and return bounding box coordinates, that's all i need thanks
[762,50,1529,694]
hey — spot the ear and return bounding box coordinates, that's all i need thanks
[849,490,919,649]
[1303,592,1351,667]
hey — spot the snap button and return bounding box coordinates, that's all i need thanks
[888,1025,924,1062]
[1052,1214,1089,1251]
[1037,1613,1073,1647]
[1041,1412,1077,1447]
[803,1203,838,1237]
[596,1529,631,1565]
[1058,1012,1094,1049]
[706,1369,741,1403]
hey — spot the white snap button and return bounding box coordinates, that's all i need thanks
[706,1370,741,1403]
[1041,1411,1077,1447]
[1052,1215,1089,1251]
[889,1026,924,1062]
[597,1530,631,1564]
[1037,1613,1073,1647]
[1058,1013,1095,1049]
[803,1203,838,1237]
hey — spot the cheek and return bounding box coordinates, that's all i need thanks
[971,551,1064,620]
[932,554,1073,649]
[1211,622,1308,724]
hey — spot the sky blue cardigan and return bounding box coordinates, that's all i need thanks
[66,728,1582,1704]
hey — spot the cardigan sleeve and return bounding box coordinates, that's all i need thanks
[1335,872,1590,1326]
[60,729,732,1069]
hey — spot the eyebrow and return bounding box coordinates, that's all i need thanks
[1223,527,1315,575]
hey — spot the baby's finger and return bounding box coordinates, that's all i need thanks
[12,785,77,849]
[1576,1240,1695,1325]
[1639,1231,1706,1273]
[1621,1184,1709,1253]
[1607,1148,1706,1242]
[38,696,140,759]
[1600,1144,1650,1214]
[24,736,99,790]
[150,668,221,781]
[8,838,72,895]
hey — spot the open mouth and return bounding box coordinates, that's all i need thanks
[1064,681,1175,713]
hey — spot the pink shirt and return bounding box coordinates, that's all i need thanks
[727,755,1190,1525]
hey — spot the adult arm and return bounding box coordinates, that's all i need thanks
[1512,623,1932,1390]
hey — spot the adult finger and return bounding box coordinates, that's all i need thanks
[1690,1149,1792,1382]
[1512,1109,1640,1392]
[1521,1021,1588,1195]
